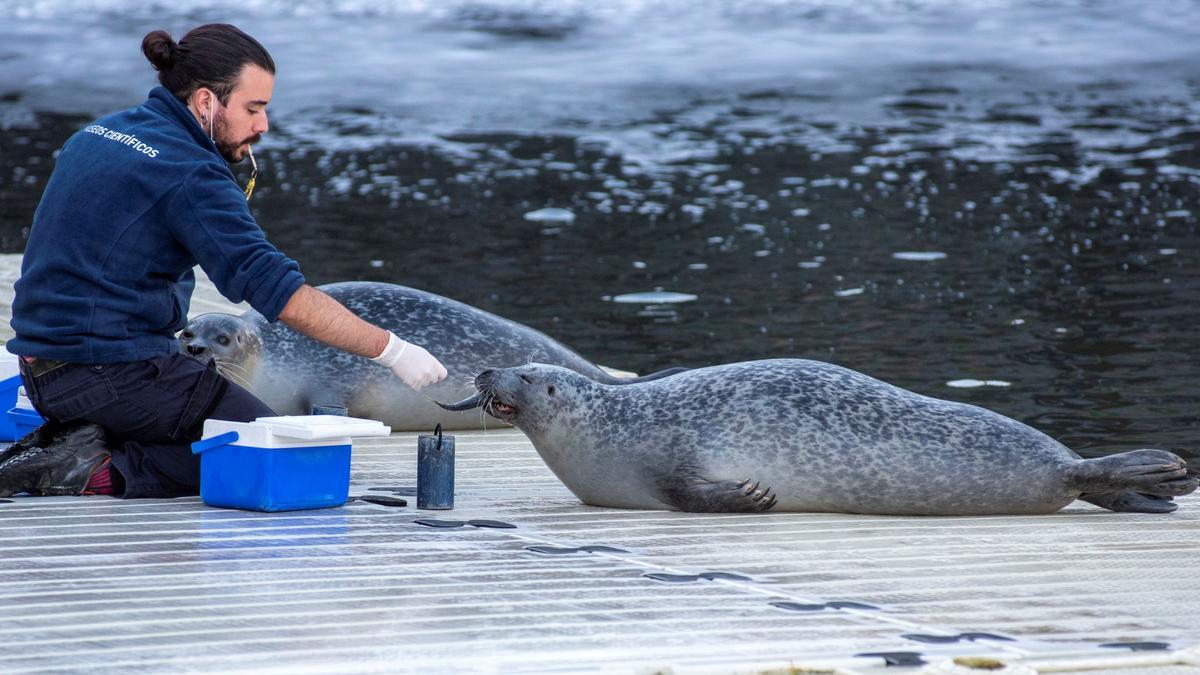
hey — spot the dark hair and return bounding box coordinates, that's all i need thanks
[142,24,275,105]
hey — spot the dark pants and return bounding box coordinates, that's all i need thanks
[19,353,275,498]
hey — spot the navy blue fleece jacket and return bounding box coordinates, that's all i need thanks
[8,87,304,363]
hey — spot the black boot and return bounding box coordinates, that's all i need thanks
[0,422,110,497]
[0,422,67,469]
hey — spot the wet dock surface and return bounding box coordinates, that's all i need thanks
[0,430,1197,673]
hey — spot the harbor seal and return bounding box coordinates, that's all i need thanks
[179,282,683,430]
[440,359,1197,515]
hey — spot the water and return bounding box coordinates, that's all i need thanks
[1,0,1198,461]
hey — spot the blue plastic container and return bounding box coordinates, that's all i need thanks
[0,374,25,441]
[7,407,45,440]
[191,416,390,512]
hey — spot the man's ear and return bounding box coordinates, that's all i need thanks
[190,87,213,115]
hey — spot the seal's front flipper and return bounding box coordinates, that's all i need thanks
[657,469,778,513]
[1080,491,1178,514]
[1065,449,1197,497]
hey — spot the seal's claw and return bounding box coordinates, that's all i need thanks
[756,487,777,511]
[657,471,780,513]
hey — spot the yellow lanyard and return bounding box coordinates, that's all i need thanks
[244,146,258,201]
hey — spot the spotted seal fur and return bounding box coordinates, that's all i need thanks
[441,359,1197,514]
[180,282,683,430]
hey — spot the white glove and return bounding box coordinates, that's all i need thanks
[371,332,448,390]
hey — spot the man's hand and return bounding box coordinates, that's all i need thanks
[372,331,448,390]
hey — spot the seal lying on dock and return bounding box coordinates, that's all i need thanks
[180,282,682,430]
[440,359,1198,515]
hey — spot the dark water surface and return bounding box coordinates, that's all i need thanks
[1,1,1198,461]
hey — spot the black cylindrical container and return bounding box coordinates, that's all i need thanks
[417,424,455,509]
[310,403,348,416]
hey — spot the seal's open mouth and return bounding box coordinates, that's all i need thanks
[491,400,517,416]
[481,391,519,419]
[436,390,518,419]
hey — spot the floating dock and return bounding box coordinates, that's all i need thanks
[0,255,1196,674]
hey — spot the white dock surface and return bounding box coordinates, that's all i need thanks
[0,256,1197,674]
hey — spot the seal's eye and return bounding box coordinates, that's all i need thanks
[217,336,230,346]
[547,385,556,395]
[181,331,193,340]
[520,375,533,384]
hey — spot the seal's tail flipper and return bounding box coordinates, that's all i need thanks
[1079,491,1179,513]
[1065,450,1197,500]
[597,366,688,385]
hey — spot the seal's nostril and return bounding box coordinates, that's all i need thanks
[186,344,206,356]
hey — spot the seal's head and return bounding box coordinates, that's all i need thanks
[438,363,594,431]
[178,313,263,391]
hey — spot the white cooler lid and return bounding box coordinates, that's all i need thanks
[200,415,391,449]
[14,386,34,410]
[255,415,392,440]
[0,352,19,381]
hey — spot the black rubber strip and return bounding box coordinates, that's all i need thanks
[467,519,517,529]
[904,632,1015,644]
[413,518,465,528]
[1100,642,1171,651]
[351,495,408,507]
[826,601,881,610]
[643,573,701,583]
[412,518,518,529]
[697,571,751,581]
[525,544,631,555]
[855,652,927,667]
[525,545,581,555]
[960,632,1015,642]
[769,601,828,612]
[644,571,752,583]
[771,600,880,612]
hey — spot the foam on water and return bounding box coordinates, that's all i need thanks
[610,292,698,304]
[2,0,1198,178]
[893,251,948,261]
[523,208,576,223]
[947,379,1013,389]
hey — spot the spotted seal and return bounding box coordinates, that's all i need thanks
[180,282,683,430]
[441,359,1197,514]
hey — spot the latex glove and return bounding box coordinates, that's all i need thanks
[371,332,448,390]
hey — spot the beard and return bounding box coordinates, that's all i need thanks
[211,110,261,163]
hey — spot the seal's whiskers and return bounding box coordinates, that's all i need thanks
[215,359,251,377]
[477,391,492,430]
[215,362,252,390]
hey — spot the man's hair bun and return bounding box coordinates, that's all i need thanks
[143,24,275,104]
[141,30,178,71]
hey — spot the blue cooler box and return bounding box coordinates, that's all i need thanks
[191,415,391,512]
[7,386,46,439]
[0,353,25,441]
